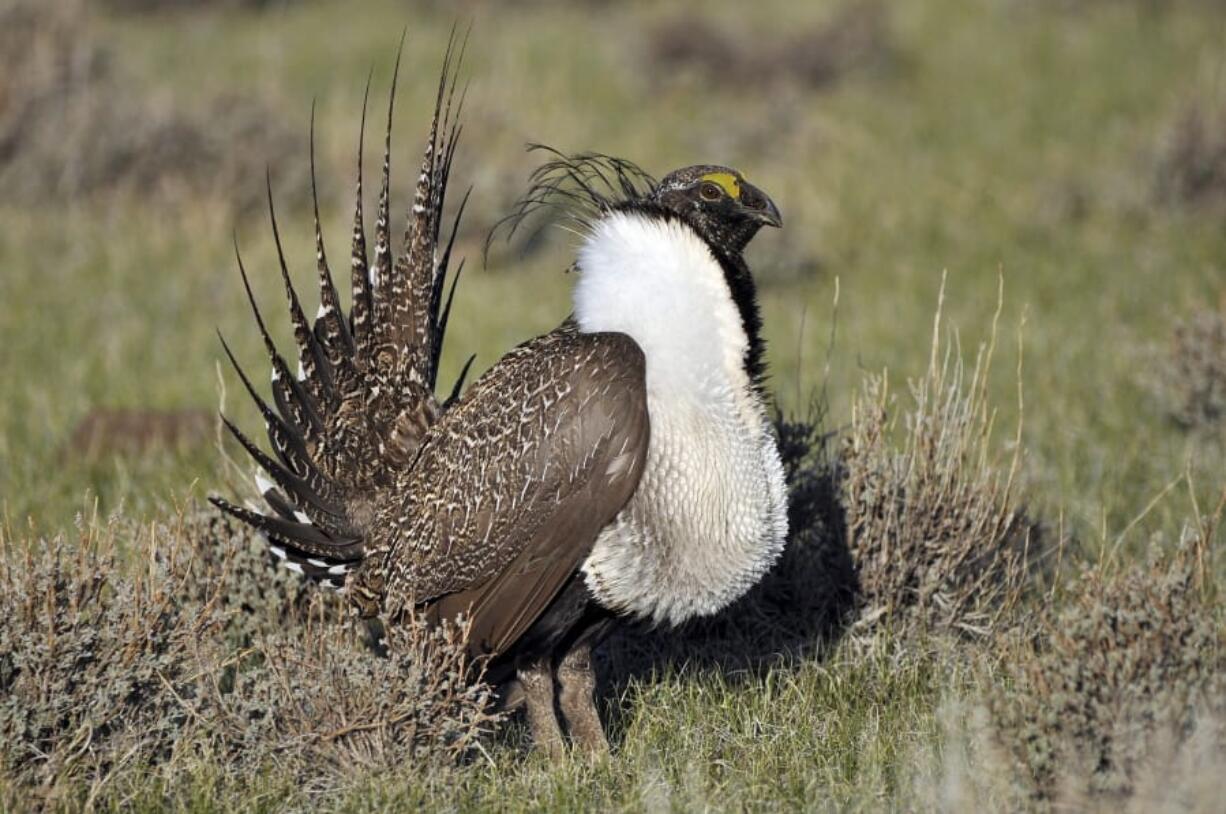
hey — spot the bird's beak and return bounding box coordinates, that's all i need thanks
[740,181,783,228]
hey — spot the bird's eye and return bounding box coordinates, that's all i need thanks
[699,182,723,201]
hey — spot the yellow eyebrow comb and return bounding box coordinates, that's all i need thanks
[700,171,742,199]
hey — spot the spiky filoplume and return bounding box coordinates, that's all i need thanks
[487,146,658,251]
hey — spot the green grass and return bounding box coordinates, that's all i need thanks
[33,645,957,812]
[345,650,950,811]
[5,0,1223,539]
[2,0,1225,809]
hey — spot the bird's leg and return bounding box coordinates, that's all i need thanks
[517,657,565,760]
[556,640,609,756]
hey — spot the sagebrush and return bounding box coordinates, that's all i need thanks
[1153,307,1226,431]
[1156,99,1226,209]
[990,500,1225,803]
[0,507,501,808]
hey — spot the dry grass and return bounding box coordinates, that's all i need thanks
[0,511,223,805]
[207,619,497,786]
[890,693,1226,813]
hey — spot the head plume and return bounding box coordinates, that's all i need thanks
[485,146,657,262]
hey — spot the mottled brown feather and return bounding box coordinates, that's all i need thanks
[355,326,649,658]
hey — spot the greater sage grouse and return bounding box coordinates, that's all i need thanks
[211,44,788,758]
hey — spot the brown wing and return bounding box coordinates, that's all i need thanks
[368,326,649,657]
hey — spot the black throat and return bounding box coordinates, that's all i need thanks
[709,244,768,395]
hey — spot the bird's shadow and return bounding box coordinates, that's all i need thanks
[593,412,860,738]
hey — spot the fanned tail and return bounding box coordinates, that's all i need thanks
[210,35,471,588]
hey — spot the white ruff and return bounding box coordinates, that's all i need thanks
[573,211,788,626]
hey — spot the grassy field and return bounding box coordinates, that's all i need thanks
[2,0,1225,810]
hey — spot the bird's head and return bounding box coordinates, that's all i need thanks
[648,165,782,256]
[487,150,782,263]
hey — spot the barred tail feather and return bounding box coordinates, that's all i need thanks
[267,174,338,411]
[370,41,400,337]
[431,194,470,389]
[309,102,358,384]
[208,495,358,589]
[211,38,471,592]
[234,241,324,442]
[350,70,374,357]
[397,29,466,386]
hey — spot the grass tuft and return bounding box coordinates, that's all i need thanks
[841,287,1047,639]
[202,615,501,788]
[0,511,225,805]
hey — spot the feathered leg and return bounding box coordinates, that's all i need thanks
[556,640,609,757]
[517,657,564,761]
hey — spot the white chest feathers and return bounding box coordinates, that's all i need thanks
[572,211,789,626]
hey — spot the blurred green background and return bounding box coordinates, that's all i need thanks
[1,0,1223,554]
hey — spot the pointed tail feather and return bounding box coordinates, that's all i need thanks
[209,495,358,590]
[212,42,471,592]
[308,101,358,385]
